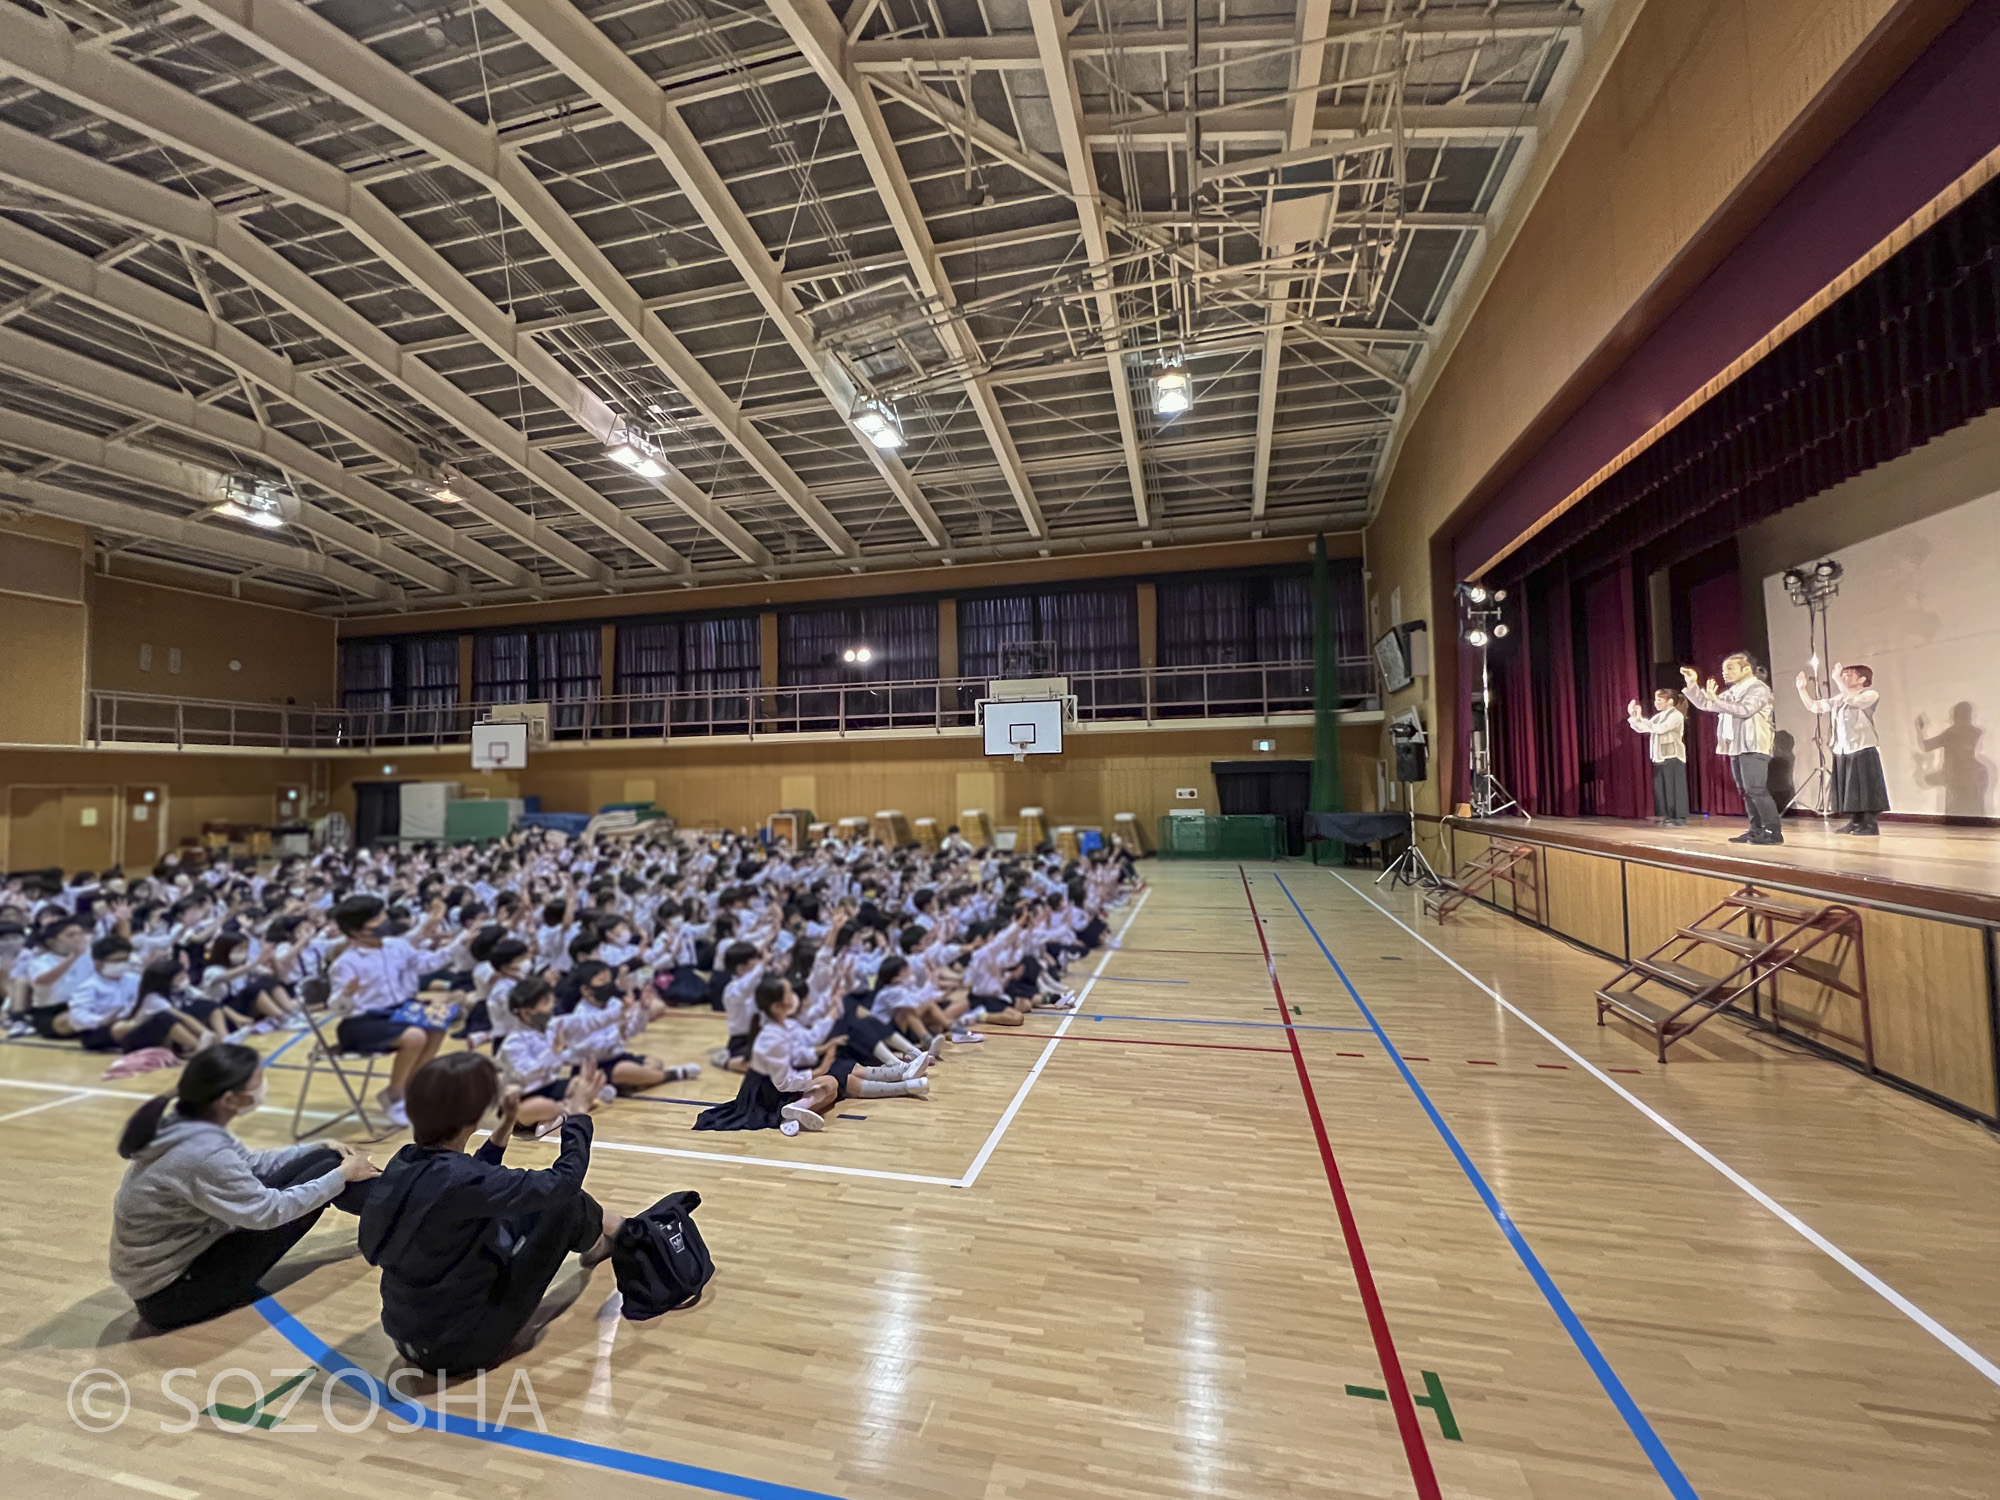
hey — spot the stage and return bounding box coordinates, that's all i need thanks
[1433,814,2000,1124]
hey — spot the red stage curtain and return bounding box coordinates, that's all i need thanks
[1686,571,1747,817]
[1579,562,1650,818]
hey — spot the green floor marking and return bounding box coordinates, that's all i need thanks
[1342,1372,1462,1441]
[206,1370,310,1429]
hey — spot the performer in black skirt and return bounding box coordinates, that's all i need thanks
[1797,662,1889,834]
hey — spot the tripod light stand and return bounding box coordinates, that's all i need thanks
[1781,559,1843,816]
[1459,583,1528,821]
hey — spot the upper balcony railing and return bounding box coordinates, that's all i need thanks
[88,659,1379,752]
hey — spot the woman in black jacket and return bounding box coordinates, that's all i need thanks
[358,1052,623,1375]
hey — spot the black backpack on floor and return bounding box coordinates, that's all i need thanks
[611,1190,714,1319]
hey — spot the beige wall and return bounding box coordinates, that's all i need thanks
[327,723,1380,835]
[1362,0,1954,812]
[0,517,89,748]
[90,575,338,705]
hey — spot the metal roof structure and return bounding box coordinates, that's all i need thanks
[0,0,1590,613]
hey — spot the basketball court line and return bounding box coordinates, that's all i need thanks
[1236,870,1441,1500]
[1266,871,1699,1500]
[982,1029,1289,1055]
[254,1296,854,1500]
[956,887,1151,1189]
[1319,867,2000,1391]
[0,1090,93,1125]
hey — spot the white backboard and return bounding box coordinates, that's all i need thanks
[471,720,529,770]
[982,697,1064,757]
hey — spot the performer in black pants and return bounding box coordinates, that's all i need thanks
[1627,688,1691,826]
[1682,654,1783,844]
[1798,662,1889,835]
[112,1045,382,1331]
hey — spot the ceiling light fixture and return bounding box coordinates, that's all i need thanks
[851,398,904,452]
[605,421,668,478]
[1152,366,1192,418]
[213,475,286,530]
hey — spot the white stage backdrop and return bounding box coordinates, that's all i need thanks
[1763,487,2000,817]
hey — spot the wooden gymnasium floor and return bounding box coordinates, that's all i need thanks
[5,861,2000,1500]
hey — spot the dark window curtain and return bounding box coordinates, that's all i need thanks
[403,636,459,737]
[536,625,602,734]
[1159,580,1255,666]
[1493,171,2000,588]
[1578,562,1649,818]
[340,641,394,713]
[680,615,759,732]
[957,586,1139,714]
[472,631,530,704]
[1158,573,1316,714]
[1043,585,1140,676]
[957,594,1036,682]
[779,603,938,686]
[1685,571,1748,817]
[614,620,679,735]
[1328,560,1370,705]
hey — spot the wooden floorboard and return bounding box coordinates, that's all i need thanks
[3,861,1997,1499]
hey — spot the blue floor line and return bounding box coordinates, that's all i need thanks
[254,1297,855,1500]
[1268,873,1701,1500]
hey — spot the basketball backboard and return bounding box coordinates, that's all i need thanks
[471,720,529,770]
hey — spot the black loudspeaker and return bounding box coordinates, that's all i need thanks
[1394,739,1428,783]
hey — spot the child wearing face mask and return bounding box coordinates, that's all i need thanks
[497,977,608,1134]
[560,960,700,1095]
[74,949,216,1056]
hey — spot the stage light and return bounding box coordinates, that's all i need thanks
[1467,628,1489,648]
[855,646,872,663]
[842,648,857,663]
[1493,588,1507,602]
[1492,622,1510,638]
[851,400,904,451]
[1152,368,1192,417]
[1464,583,1488,604]
[213,476,286,529]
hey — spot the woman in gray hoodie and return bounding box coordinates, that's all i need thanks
[111,1044,381,1330]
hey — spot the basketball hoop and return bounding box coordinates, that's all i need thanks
[1009,723,1036,763]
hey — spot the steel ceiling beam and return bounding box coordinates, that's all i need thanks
[1253,0,1333,523]
[763,0,1044,540]
[175,0,807,567]
[0,220,537,589]
[0,329,456,593]
[0,118,612,583]
[1027,0,1150,529]
[0,4,693,576]
[3,473,393,601]
[476,0,949,550]
[1084,102,1543,144]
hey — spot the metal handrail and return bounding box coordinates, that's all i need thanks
[87,658,1379,752]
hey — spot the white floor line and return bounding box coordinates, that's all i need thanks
[956,887,1152,1189]
[0,1074,343,1121]
[1326,868,2000,1389]
[0,1090,95,1124]
[587,1138,963,1186]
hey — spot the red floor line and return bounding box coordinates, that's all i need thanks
[1237,867,1443,1500]
[978,1030,1288,1055]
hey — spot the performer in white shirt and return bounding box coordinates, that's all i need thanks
[1681,653,1782,845]
[1627,688,1690,827]
[328,895,454,1129]
[1797,661,1888,836]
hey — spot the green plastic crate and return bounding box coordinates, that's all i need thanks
[1156,814,1282,860]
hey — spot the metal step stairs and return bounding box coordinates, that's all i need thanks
[1594,885,1872,1064]
[1424,837,1539,923]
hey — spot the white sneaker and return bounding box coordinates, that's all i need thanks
[779,1119,801,1137]
[282,1011,311,1030]
[598,1084,618,1104]
[903,1076,930,1101]
[382,1097,410,1129]
[667,1062,701,1081]
[780,1103,824,1132]
[709,1046,731,1067]
[948,1030,986,1045]
[900,1052,931,1080]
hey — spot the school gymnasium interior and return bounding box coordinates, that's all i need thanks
[5,0,2000,1496]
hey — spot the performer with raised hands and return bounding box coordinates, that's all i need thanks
[1682,653,1782,845]
[1627,687,1691,827]
[1797,661,1888,835]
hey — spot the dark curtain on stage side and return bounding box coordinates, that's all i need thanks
[1686,571,1748,817]
[1491,170,2000,588]
[1578,563,1649,818]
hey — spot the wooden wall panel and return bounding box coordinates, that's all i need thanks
[1623,862,1748,982]
[0,592,87,746]
[1846,911,1995,1116]
[90,576,337,705]
[1541,846,1628,957]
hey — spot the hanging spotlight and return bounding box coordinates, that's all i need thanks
[1492,588,1507,603]
[1464,583,1489,604]
[1152,367,1192,417]
[605,421,668,478]
[213,475,286,530]
[1492,622,1510,639]
[851,399,904,452]
[855,646,873,663]
[1467,628,1489,648]
[842,648,857,663]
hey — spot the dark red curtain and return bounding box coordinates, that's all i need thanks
[1685,571,1747,816]
[1578,562,1649,817]
[1493,170,2000,588]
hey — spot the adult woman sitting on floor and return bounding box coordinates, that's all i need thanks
[111,1044,382,1331]
[358,1051,623,1376]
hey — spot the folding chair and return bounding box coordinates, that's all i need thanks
[289,978,392,1142]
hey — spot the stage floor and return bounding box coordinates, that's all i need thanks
[1457,813,2000,921]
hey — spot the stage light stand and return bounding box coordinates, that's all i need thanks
[1781,560,1842,816]
[1459,584,1529,821]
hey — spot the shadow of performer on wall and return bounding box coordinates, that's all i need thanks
[1915,703,1995,817]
